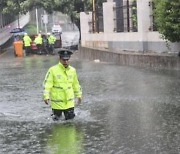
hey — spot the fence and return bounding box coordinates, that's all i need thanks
[92,7,104,33]
[114,0,137,32]
[90,0,157,33]
[149,1,157,31]
[0,13,16,29]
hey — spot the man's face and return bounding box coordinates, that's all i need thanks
[60,58,70,68]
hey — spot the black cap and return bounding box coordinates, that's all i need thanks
[58,49,73,60]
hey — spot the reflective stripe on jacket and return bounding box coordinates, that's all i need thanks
[43,63,82,110]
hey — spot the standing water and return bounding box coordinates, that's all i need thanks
[0,50,180,154]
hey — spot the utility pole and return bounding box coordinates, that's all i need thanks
[17,14,20,28]
[92,0,97,33]
[36,8,39,34]
[17,0,20,28]
[52,12,54,25]
[43,10,48,34]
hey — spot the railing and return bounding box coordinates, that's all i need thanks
[148,1,157,31]
[113,0,137,32]
[0,13,30,46]
[0,13,17,29]
[92,8,104,33]
[96,8,104,33]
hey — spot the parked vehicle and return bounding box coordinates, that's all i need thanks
[29,34,38,54]
[51,25,62,34]
[10,28,25,35]
[61,31,79,50]
[31,40,38,52]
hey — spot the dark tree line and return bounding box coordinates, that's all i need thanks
[0,0,105,30]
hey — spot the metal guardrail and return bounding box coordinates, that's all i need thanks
[0,13,30,46]
[92,8,104,33]
[113,0,137,33]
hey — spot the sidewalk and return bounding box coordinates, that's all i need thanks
[0,47,15,59]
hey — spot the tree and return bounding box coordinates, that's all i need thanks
[1,0,106,30]
[1,0,41,27]
[52,0,106,31]
[153,0,180,42]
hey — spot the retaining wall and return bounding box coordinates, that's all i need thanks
[79,46,180,70]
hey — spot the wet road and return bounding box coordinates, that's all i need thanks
[0,49,180,154]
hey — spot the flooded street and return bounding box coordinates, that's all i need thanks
[0,49,180,154]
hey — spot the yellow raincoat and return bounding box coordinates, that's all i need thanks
[43,63,82,110]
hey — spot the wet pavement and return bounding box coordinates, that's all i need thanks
[0,48,180,154]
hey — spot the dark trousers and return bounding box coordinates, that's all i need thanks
[25,46,31,55]
[36,44,42,54]
[52,107,75,120]
[48,44,54,54]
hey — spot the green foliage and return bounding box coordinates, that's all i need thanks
[23,23,37,34]
[153,0,180,42]
[1,0,106,30]
[131,0,137,32]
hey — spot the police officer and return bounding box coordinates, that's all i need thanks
[47,32,56,54]
[23,33,32,55]
[34,33,43,54]
[43,49,82,121]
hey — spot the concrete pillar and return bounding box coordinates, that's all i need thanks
[80,12,93,46]
[80,12,92,34]
[137,0,151,51]
[137,0,151,35]
[103,1,116,33]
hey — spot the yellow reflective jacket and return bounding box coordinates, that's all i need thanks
[34,36,42,45]
[23,35,32,47]
[48,35,56,44]
[43,63,82,110]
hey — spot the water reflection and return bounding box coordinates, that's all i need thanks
[46,123,84,154]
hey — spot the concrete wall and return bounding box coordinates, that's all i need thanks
[80,0,180,54]
[79,46,180,70]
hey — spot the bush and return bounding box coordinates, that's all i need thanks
[24,24,37,35]
[153,0,180,42]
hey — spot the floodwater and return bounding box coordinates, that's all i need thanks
[0,49,180,154]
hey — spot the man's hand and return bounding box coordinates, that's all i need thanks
[77,97,82,105]
[44,99,49,105]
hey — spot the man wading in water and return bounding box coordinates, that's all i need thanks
[43,49,82,120]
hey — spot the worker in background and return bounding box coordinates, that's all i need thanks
[42,35,49,55]
[34,33,43,54]
[14,34,20,42]
[47,33,56,55]
[43,49,82,121]
[23,33,32,56]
